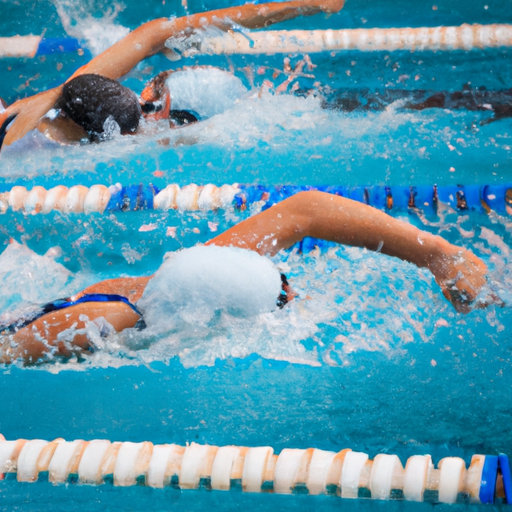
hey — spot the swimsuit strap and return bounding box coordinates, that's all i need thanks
[54,294,144,317]
[0,293,143,335]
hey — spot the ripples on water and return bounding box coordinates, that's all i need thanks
[1,6,512,509]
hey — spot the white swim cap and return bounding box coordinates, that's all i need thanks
[138,246,282,331]
[167,67,247,119]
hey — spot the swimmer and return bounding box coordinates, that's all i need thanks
[324,85,512,123]
[0,0,346,149]
[47,66,239,142]
[0,190,492,365]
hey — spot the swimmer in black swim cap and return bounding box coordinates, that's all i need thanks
[32,71,512,145]
[55,72,199,142]
[0,190,494,365]
[58,74,142,140]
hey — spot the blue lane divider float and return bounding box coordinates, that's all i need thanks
[237,184,512,215]
[36,37,83,56]
[1,182,512,217]
[480,455,499,504]
[499,455,512,505]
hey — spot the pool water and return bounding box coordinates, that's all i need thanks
[1,0,512,510]
[2,50,512,186]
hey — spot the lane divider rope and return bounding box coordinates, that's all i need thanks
[0,435,509,504]
[172,24,512,55]
[0,183,511,215]
[2,24,512,59]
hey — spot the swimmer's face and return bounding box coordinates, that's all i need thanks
[283,281,298,304]
[140,78,171,121]
[140,97,170,121]
[277,274,298,308]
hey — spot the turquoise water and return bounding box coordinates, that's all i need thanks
[1,0,512,510]
[2,0,512,186]
[2,49,512,186]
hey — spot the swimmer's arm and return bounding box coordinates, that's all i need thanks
[208,190,489,312]
[71,0,345,80]
[0,88,64,150]
[0,302,140,365]
[0,0,344,149]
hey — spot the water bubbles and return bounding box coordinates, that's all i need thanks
[100,116,122,141]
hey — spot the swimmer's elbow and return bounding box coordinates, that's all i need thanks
[285,190,328,230]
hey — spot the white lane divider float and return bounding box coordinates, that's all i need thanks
[77,439,111,485]
[0,435,504,504]
[403,454,433,501]
[0,184,240,215]
[2,24,512,60]
[165,23,512,57]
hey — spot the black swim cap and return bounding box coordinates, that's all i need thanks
[59,74,141,138]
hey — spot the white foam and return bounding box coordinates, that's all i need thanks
[110,243,444,369]
[0,241,75,317]
[137,246,282,333]
[167,67,248,119]
[51,0,129,55]
[0,87,501,186]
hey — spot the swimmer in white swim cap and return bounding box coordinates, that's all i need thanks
[0,0,347,149]
[0,190,494,365]
[137,245,291,334]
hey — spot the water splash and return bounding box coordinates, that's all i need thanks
[0,240,79,321]
[2,84,510,186]
[51,0,129,55]
[3,210,509,372]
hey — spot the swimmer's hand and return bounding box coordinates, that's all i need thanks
[429,241,497,313]
[0,87,63,150]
